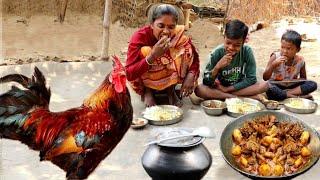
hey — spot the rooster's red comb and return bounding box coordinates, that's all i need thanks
[111,55,124,71]
[109,56,126,93]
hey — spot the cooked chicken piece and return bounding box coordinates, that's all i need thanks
[260,145,267,154]
[277,154,287,164]
[247,155,257,165]
[288,123,303,140]
[291,148,301,156]
[256,153,266,164]
[272,137,283,146]
[275,147,284,157]
[250,120,267,135]
[286,154,295,166]
[240,122,255,138]
[284,136,298,153]
[264,151,275,158]
[242,140,259,154]
[269,143,277,152]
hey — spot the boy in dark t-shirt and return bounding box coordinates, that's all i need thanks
[195,19,268,100]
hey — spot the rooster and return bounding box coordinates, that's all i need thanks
[0,56,133,179]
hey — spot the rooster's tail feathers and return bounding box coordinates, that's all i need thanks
[0,66,51,132]
[0,66,51,103]
[0,113,29,128]
[30,67,51,103]
[0,74,30,88]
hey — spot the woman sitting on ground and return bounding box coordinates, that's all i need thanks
[125,4,200,107]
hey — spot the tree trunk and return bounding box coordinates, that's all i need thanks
[59,0,69,23]
[101,0,112,61]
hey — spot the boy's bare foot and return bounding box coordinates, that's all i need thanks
[144,88,156,107]
[299,94,314,100]
[286,91,297,98]
[189,93,204,105]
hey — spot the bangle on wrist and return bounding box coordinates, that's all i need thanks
[146,55,154,65]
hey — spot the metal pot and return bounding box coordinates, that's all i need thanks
[141,144,212,180]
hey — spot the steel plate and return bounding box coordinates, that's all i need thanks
[269,79,307,87]
[283,98,318,114]
[142,105,183,126]
[226,97,266,118]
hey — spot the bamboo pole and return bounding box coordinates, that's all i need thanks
[101,0,112,61]
[59,0,69,23]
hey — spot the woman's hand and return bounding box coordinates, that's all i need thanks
[148,36,171,62]
[180,72,195,97]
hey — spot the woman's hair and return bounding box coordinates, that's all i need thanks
[151,4,178,23]
[225,19,249,41]
[281,30,302,49]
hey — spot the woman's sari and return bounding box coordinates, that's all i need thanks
[130,25,195,93]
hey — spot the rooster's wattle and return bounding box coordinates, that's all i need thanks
[0,56,133,179]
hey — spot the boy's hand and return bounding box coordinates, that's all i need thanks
[216,82,229,93]
[272,56,287,68]
[216,53,233,69]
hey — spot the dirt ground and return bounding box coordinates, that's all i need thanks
[1,13,320,180]
[1,14,320,84]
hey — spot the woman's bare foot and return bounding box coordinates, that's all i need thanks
[144,88,156,107]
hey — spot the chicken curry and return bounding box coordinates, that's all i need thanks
[231,115,311,176]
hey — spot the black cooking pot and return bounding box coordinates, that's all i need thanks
[141,143,212,180]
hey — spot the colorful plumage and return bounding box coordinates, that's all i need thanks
[0,56,133,179]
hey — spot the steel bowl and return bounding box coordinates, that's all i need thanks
[131,118,148,129]
[220,111,320,179]
[142,105,183,126]
[201,100,227,116]
[225,97,266,118]
[283,98,318,114]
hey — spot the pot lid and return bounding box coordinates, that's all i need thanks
[150,128,205,148]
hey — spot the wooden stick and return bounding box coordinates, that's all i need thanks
[59,0,69,23]
[26,0,32,19]
[222,0,231,33]
[101,0,112,61]
[183,9,191,30]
